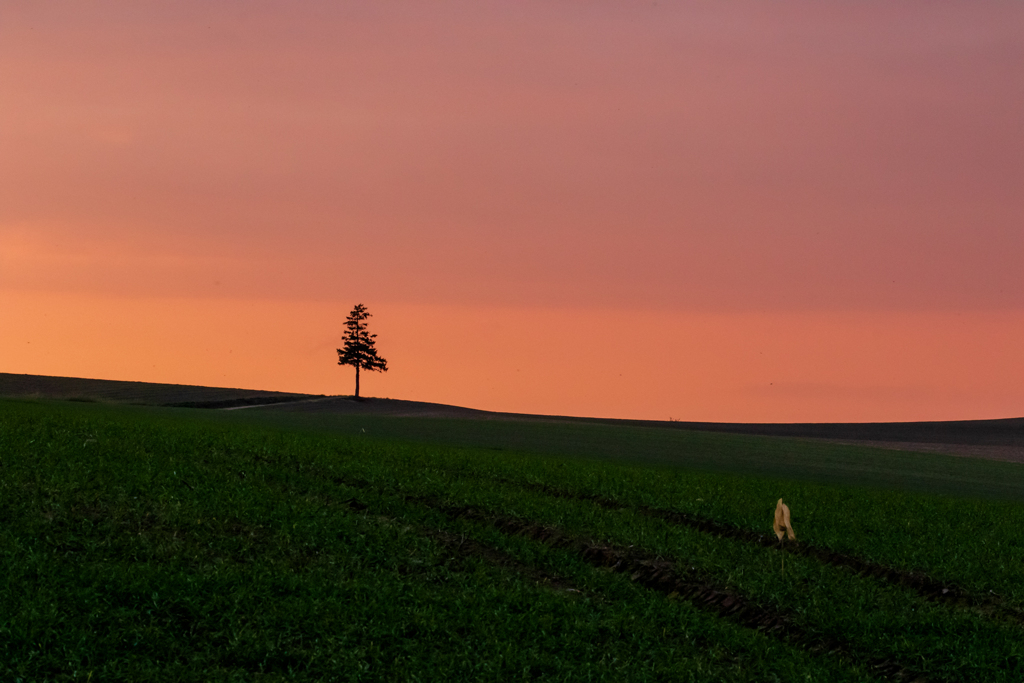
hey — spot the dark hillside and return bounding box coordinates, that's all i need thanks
[260,395,1024,447]
[5,371,1023,450]
[620,417,1024,449]
[0,372,317,408]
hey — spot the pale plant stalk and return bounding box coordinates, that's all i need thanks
[773,498,796,575]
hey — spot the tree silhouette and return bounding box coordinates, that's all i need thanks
[337,304,388,398]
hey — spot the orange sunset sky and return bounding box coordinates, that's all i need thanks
[2,2,1023,422]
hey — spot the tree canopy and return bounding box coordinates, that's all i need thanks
[337,303,388,398]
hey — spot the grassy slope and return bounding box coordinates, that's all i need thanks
[220,408,1024,502]
[5,398,1024,681]
[0,373,314,406]
[0,399,866,682]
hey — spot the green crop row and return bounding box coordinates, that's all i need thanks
[2,400,872,682]
[5,399,1024,681]
[291,425,1024,608]
[240,431,1017,683]
[369,471,1024,682]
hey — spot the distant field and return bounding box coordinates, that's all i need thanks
[0,372,318,408]
[7,371,1024,443]
[7,372,1024,499]
[4,398,1024,681]
[212,408,1024,503]
[6,371,1024,451]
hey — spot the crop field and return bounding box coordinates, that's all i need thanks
[0,373,316,408]
[4,400,1024,681]
[223,407,1024,503]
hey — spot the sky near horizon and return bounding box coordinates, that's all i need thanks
[2,1,1023,422]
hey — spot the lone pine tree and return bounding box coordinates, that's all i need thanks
[337,304,388,398]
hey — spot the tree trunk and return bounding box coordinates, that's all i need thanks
[354,364,360,398]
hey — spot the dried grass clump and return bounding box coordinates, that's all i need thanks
[773,498,796,542]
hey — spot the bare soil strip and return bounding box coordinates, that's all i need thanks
[496,477,1024,629]
[432,500,931,683]
[330,475,931,683]
[335,498,784,670]
[340,496,585,595]
[426,526,585,594]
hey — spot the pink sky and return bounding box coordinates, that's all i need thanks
[2,2,1023,421]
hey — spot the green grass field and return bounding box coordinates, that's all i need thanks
[4,398,1024,681]
[223,406,1024,502]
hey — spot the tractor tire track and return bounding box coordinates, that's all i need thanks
[337,496,585,596]
[430,499,931,683]
[336,497,798,677]
[329,474,933,683]
[496,477,1024,628]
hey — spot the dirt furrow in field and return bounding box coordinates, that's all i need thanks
[334,495,784,673]
[431,500,930,683]
[337,496,586,596]
[498,477,1024,628]
[327,474,932,682]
